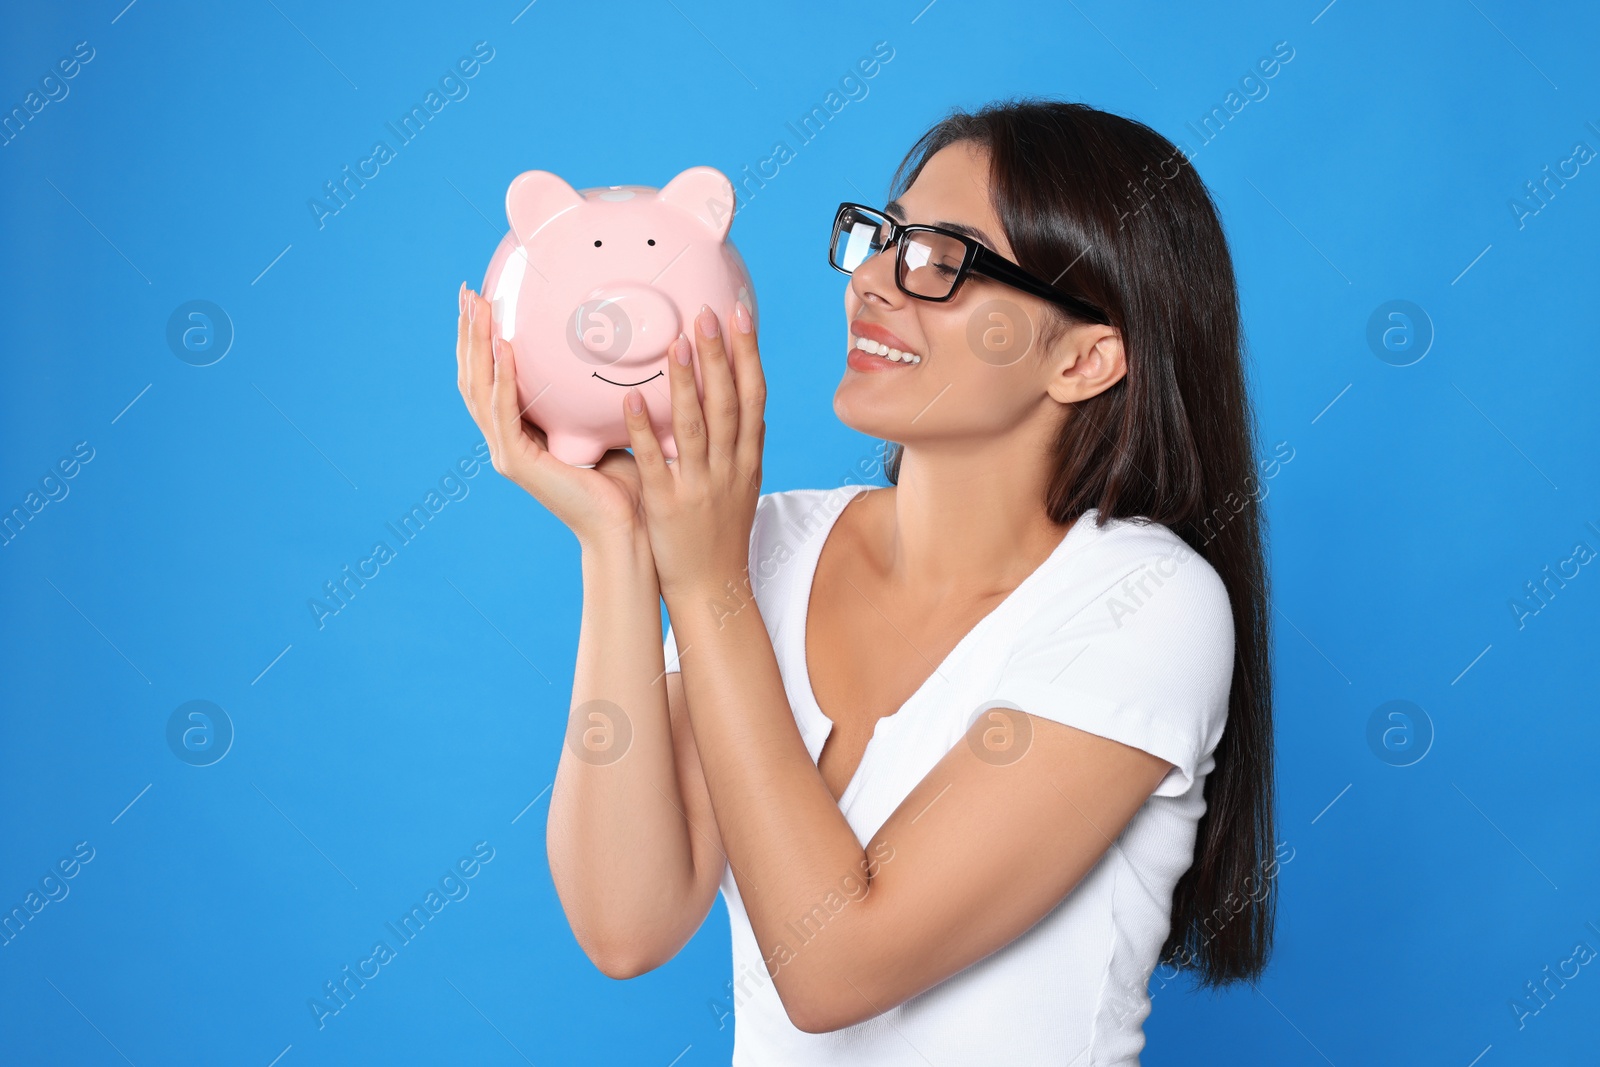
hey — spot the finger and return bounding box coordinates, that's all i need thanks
[455,281,471,404]
[489,333,542,482]
[462,287,494,428]
[622,383,668,493]
[664,331,708,483]
[727,298,768,481]
[691,304,739,469]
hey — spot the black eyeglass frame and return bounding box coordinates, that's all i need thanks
[827,201,1111,327]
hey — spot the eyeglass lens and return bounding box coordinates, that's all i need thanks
[833,206,967,299]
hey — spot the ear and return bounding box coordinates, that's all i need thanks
[657,166,736,242]
[1047,325,1126,404]
[506,170,584,246]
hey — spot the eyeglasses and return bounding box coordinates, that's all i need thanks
[827,201,1110,326]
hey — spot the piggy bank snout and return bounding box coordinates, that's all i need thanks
[566,284,681,369]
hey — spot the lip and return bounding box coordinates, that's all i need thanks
[849,319,918,357]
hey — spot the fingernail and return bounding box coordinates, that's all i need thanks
[733,299,751,334]
[458,282,466,315]
[492,335,503,362]
[674,333,692,366]
[626,386,643,413]
[698,303,719,338]
[467,291,477,325]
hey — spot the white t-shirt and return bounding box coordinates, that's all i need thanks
[662,486,1235,1066]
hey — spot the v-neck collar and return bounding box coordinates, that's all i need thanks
[787,486,1095,809]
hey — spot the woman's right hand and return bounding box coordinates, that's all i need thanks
[456,282,649,550]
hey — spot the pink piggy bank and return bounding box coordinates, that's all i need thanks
[480,166,758,467]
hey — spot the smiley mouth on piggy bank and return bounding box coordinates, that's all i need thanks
[591,369,664,388]
[479,166,758,468]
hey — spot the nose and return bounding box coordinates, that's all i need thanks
[566,284,681,368]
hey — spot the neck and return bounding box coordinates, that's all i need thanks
[868,441,1073,600]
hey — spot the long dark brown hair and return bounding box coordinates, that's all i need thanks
[882,97,1276,987]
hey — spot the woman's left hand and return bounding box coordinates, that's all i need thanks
[625,300,766,602]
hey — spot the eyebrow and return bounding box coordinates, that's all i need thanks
[883,199,996,250]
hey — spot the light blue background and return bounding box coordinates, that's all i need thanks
[3,1,1597,1063]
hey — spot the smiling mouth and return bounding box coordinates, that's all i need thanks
[591,370,665,387]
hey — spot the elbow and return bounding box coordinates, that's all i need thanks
[579,934,672,981]
[777,982,879,1035]
[588,946,664,981]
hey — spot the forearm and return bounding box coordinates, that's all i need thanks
[664,577,877,1011]
[547,532,700,968]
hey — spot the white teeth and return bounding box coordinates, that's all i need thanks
[851,334,920,364]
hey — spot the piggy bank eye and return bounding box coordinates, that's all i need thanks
[647,239,656,246]
[593,240,602,247]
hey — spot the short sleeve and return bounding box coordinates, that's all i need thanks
[989,540,1236,798]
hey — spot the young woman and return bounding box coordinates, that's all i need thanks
[455,97,1276,1065]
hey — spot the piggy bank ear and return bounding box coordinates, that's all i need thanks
[658,166,736,242]
[506,170,584,246]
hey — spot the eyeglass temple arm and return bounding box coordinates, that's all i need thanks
[968,244,1110,326]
